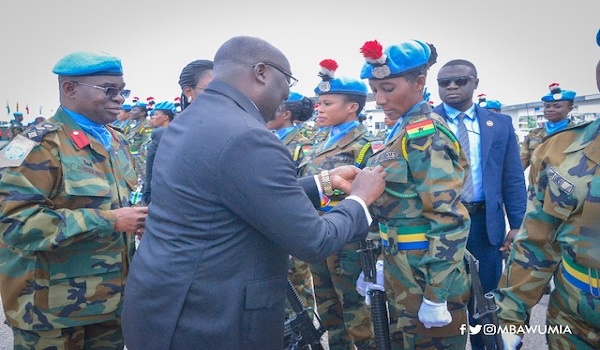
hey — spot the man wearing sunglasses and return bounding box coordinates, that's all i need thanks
[0,51,148,349]
[433,59,526,350]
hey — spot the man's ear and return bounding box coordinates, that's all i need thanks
[252,63,268,85]
[61,80,78,98]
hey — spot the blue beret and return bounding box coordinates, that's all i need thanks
[52,51,123,76]
[154,101,175,112]
[13,112,23,117]
[132,102,147,109]
[597,28,600,47]
[285,92,304,103]
[314,76,368,96]
[360,39,431,80]
[480,99,502,110]
[541,83,576,102]
[121,104,132,111]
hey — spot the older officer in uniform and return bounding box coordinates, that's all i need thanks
[358,39,471,349]
[520,83,576,170]
[297,59,378,350]
[8,111,24,140]
[495,32,600,350]
[0,51,147,349]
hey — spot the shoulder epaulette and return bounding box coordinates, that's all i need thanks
[0,134,39,167]
[23,122,59,143]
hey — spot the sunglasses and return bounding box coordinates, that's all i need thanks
[437,76,476,88]
[72,82,131,99]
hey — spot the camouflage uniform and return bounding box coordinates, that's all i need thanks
[9,118,24,141]
[0,108,137,348]
[366,103,471,349]
[126,119,153,181]
[520,120,574,169]
[495,119,600,349]
[279,128,316,312]
[298,123,377,350]
[310,127,331,146]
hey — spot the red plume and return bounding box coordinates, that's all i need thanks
[360,40,385,62]
[548,82,561,92]
[319,59,338,72]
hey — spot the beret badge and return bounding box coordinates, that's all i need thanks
[318,59,339,93]
[360,40,390,79]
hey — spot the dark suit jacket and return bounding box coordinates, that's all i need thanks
[433,104,526,246]
[141,127,165,204]
[122,81,369,350]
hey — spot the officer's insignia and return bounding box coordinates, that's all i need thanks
[318,81,331,92]
[71,130,90,149]
[552,92,563,101]
[0,135,38,167]
[371,65,391,79]
[486,120,494,127]
[547,166,574,195]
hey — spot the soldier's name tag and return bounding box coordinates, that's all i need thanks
[547,166,575,195]
[0,135,38,167]
[371,149,400,164]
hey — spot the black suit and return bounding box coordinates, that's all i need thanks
[122,81,369,350]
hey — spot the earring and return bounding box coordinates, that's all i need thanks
[187,96,192,103]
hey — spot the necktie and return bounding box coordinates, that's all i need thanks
[457,113,473,202]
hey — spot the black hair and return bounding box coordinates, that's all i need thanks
[283,96,314,122]
[178,59,213,110]
[440,58,478,77]
[344,94,367,115]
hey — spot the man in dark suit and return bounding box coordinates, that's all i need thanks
[433,59,526,350]
[121,36,386,350]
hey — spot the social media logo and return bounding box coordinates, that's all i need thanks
[469,325,482,335]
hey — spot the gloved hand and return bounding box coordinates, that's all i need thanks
[417,297,452,328]
[355,260,385,305]
[502,332,522,350]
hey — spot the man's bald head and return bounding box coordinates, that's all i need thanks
[212,36,292,123]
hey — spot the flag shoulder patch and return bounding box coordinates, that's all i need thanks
[405,119,436,139]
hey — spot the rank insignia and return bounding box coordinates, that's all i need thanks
[71,130,90,149]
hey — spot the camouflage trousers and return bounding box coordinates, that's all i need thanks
[389,331,467,350]
[12,319,123,350]
[544,270,600,349]
[310,241,375,350]
[288,256,315,311]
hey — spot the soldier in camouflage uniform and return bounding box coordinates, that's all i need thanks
[126,101,153,181]
[358,39,471,349]
[267,92,316,313]
[8,111,25,140]
[520,83,576,170]
[494,55,600,350]
[297,59,377,350]
[0,51,148,349]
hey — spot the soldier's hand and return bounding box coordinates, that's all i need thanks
[113,206,148,234]
[349,166,386,206]
[329,165,360,193]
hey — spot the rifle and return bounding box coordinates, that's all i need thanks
[359,238,391,350]
[283,278,324,350]
[467,253,504,350]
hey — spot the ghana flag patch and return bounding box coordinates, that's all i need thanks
[405,119,435,139]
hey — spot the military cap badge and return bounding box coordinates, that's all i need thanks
[360,40,390,79]
[318,59,338,92]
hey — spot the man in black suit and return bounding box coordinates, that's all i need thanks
[122,36,386,350]
[433,59,526,350]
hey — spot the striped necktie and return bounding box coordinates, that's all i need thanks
[457,113,473,202]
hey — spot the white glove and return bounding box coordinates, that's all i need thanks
[417,297,452,328]
[502,332,522,350]
[355,260,385,305]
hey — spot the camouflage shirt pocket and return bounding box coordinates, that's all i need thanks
[38,250,124,318]
[542,166,577,221]
[63,160,111,198]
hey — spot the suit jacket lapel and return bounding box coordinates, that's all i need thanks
[476,105,493,169]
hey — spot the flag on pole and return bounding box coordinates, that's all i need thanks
[39,106,43,115]
[5,100,9,115]
[25,104,29,114]
[16,101,19,112]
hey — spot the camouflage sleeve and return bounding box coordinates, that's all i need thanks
[494,155,561,327]
[407,131,470,303]
[520,134,531,170]
[0,143,116,252]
